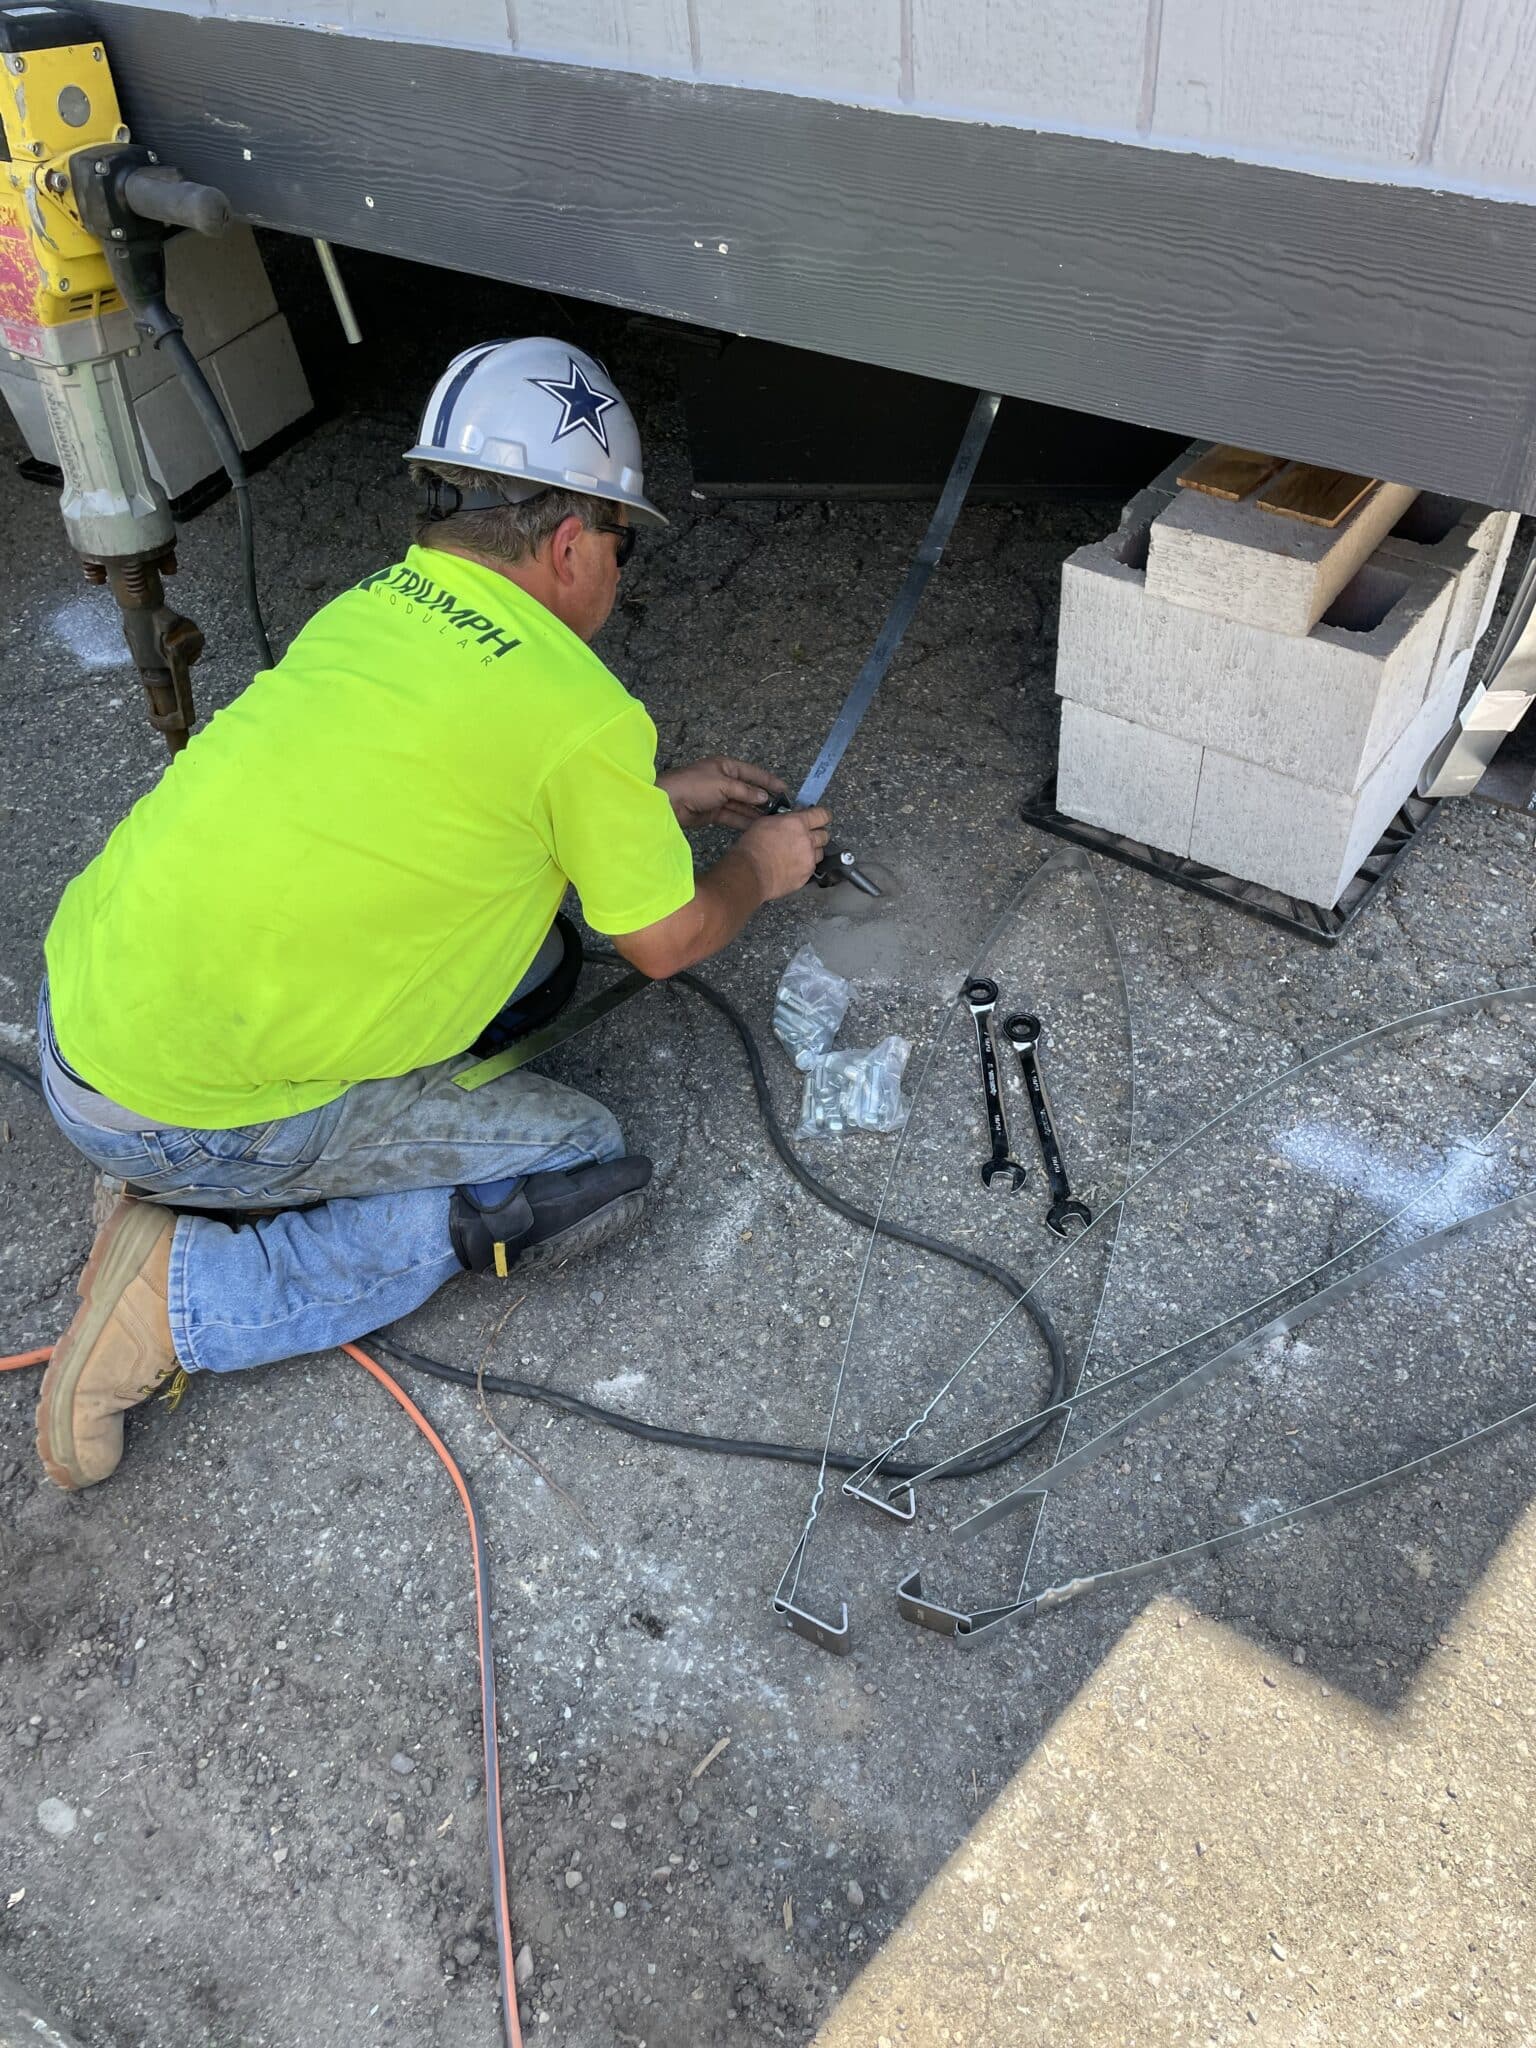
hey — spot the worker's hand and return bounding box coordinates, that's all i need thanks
[658,756,788,830]
[737,806,830,900]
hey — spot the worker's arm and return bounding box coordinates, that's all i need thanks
[611,808,830,978]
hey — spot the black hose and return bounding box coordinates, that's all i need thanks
[379,959,1070,1481]
[2,964,1069,1481]
[158,326,275,672]
[0,1054,42,1098]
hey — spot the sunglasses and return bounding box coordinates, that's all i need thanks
[596,521,637,570]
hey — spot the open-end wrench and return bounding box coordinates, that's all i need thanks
[1002,1012,1093,1236]
[964,978,1027,1190]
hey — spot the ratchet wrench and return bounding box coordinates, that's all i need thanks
[964,978,1027,1190]
[1002,1012,1092,1236]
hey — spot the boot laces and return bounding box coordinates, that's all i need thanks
[139,1365,190,1409]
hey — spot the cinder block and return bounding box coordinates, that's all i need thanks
[0,362,55,464]
[1189,665,1464,908]
[1120,442,1207,528]
[1144,474,1419,636]
[1379,495,1518,674]
[4,230,307,502]
[132,313,311,497]
[205,313,312,454]
[167,225,280,361]
[123,226,282,400]
[133,372,222,498]
[1055,514,1455,793]
[1056,698,1203,856]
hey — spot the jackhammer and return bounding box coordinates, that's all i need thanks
[0,1,266,752]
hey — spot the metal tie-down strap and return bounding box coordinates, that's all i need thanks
[793,391,1000,811]
[896,1183,1536,1642]
[841,985,1536,1525]
[772,848,1096,1651]
[882,1002,1536,1641]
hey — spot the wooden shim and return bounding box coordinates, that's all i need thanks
[1257,466,1378,527]
[1175,445,1285,501]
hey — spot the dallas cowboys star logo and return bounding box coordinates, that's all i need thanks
[528,357,620,456]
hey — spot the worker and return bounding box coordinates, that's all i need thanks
[34,336,830,1491]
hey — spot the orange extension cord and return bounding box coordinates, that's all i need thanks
[1,1339,524,2048]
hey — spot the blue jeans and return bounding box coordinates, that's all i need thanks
[38,985,623,1374]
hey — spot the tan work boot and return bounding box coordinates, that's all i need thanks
[36,1197,183,1490]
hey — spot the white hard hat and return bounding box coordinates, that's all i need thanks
[405,336,667,528]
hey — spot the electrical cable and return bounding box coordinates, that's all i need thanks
[0,967,1067,1473]
[374,956,1069,1479]
[0,1053,42,1097]
[158,325,275,671]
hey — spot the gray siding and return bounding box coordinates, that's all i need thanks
[87,3,1536,514]
[95,0,1536,200]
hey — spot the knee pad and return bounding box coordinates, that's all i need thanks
[450,1156,653,1275]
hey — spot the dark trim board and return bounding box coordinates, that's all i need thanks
[87,4,1536,513]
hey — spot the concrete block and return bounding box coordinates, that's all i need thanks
[1056,698,1203,856]
[133,372,221,498]
[0,362,55,464]
[1189,664,1464,908]
[1144,473,1419,636]
[1379,494,1519,674]
[168,225,280,361]
[4,230,305,502]
[123,226,282,400]
[132,313,311,497]
[1120,442,1207,527]
[205,313,312,455]
[1055,512,1456,792]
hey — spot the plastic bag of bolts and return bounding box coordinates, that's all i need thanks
[772,946,853,1070]
[795,1035,912,1138]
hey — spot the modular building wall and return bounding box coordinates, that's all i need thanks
[82,0,1536,510]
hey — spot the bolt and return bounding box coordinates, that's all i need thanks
[110,227,125,239]
[44,169,68,194]
[94,160,108,174]
[113,126,128,142]
[29,141,45,156]
[9,54,25,72]
[146,150,158,163]
[57,278,69,290]
[93,45,103,59]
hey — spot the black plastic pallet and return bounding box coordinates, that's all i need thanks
[1019,779,1441,946]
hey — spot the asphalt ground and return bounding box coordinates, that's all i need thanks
[2,243,1534,2047]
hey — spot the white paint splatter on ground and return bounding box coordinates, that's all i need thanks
[591,1368,648,1400]
[1239,1495,1290,1526]
[1276,1119,1502,1234]
[50,596,132,669]
[1274,1122,1413,1211]
[694,1181,762,1273]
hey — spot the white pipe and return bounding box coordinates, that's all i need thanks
[313,238,362,346]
